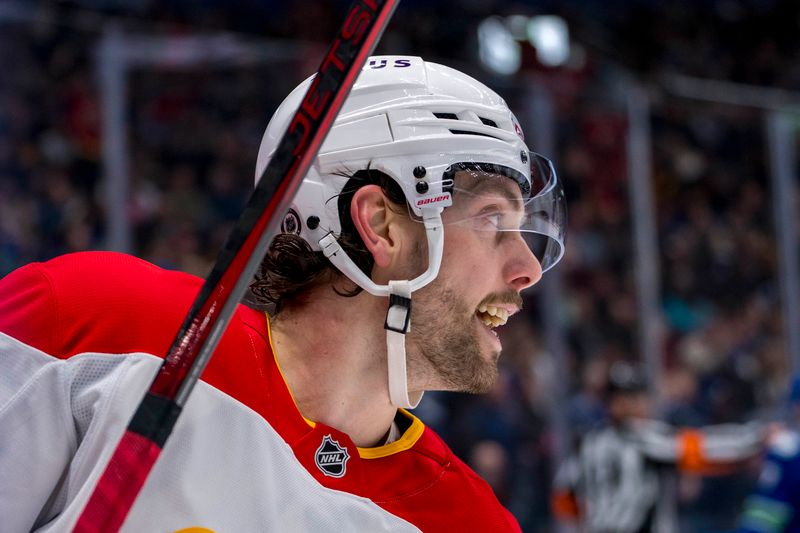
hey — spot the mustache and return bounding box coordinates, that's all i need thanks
[477,291,523,311]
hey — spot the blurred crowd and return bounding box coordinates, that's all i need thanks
[2,1,799,531]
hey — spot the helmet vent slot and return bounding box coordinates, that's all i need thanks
[433,113,499,130]
[449,129,501,140]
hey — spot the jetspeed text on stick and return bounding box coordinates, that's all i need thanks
[289,0,379,157]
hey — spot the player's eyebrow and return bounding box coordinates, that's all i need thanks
[454,171,524,212]
[454,171,523,209]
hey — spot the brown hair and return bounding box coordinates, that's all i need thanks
[249,168,408,313]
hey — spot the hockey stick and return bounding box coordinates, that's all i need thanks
[73,1,399,530]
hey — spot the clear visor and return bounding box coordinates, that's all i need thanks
[415,152,566,273]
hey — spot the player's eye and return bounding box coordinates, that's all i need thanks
[475,206,504,229]
[479,212,503,230]
[490,213,505,227]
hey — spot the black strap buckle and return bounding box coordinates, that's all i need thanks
[384,294,412,334]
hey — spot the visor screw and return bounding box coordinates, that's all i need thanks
[520,151,528,164]
[415,181,429,194]
[307,216,320,230]
[413,166,426,179]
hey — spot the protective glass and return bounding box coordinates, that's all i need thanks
[421,152,566,273]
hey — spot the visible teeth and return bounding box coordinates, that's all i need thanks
[476,304,509,328]
[486,305,508,321]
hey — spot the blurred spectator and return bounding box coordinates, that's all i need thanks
[552,362,765,533]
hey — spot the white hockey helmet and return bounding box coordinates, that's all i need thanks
[256,56,566,407]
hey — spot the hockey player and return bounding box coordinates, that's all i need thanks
[0,56,566,531]
[738,377,800,533]
[552,362,764,533]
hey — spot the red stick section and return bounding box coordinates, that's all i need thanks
[73,432,161,533]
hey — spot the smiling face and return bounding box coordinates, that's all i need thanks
[403,171,543,393]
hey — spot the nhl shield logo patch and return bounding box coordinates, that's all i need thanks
[315,435,350,478]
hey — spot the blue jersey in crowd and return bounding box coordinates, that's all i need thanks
[740,430,800,533]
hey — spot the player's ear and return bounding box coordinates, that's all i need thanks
[350,185,403,268]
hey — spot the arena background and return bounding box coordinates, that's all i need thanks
[2,1,799,531]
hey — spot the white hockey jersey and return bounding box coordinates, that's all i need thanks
[0,332,419,532]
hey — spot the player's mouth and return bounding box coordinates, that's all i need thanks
[473,298,521,351]
[475,304,511,329]
[475,303,517,348]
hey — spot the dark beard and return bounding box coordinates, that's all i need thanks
[409,285,499,393]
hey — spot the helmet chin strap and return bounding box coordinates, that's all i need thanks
[319,210,444,409]
[384,279,418,407]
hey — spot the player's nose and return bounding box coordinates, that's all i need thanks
[504,234,543,291]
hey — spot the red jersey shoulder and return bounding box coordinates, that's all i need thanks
[0,251,200,356]
[0,251,267,358]
[383,425,520,532]
[0,251,274,420]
